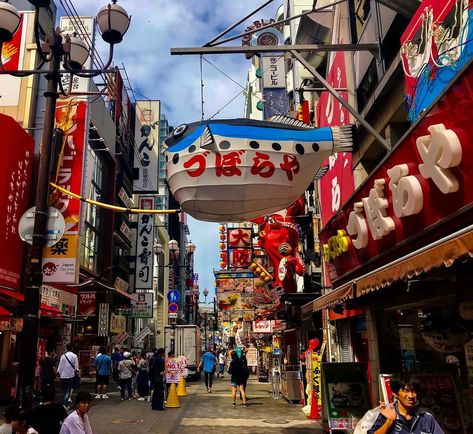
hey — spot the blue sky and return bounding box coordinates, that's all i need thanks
[60,0,280,301]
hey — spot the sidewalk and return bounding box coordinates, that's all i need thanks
[86,375,322,433]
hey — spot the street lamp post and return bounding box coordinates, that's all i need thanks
[202,288,209,349]
[154,240,196,353]
[0,0,130,409]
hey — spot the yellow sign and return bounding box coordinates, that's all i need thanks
[323,230,350,262]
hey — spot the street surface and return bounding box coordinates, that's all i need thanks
[85,375,322,433]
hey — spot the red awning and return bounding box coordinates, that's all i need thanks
[0,288,62,318]
[0,305,12,320]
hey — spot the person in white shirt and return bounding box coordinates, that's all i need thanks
[0,405,14,434]
[218,350,227,378]
[57,344,79,407]
[10,408,38,434]
[59,391,93,434]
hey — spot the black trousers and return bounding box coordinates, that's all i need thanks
[152,380,165,410]
[204,371,213,389]
[119,378,132,399]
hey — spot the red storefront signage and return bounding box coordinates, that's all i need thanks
[317,48,354,228]
[77,292,96,316]
[0,114,35,289]
[42,99,87,284]
[321,63,473,282]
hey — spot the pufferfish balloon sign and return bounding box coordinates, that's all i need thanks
[164,116,353,222]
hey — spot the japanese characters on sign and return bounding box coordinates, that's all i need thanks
[77,292,96,316]
[42,100,88,284]
[320,62,473,282]
[133,101,160,193]
[110,314,126,334]
[135,196,155,289]
[59,17,95,94]
[261,55,286,88]
[97,302,109,337]
[41,284,77,316]
[131,293,153,318]
[0,114,34,289]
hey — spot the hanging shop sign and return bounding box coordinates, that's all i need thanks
[110,314,126,334]
[97,302,109,337]
[42,99,88,284]
[261,55,286,89]
[132,326,153,346]
[164,118,353,222]
[119,221,134,244]
[118,187,133,208]
[131,293,153,318]
[133,101,160,193]
[401,0,473,122]
[0,13,27,107]
[321,63,473,282]
[114,276,129,293]
[0,114,35,290]
[77,292,96,316]
[135,196,155,289]
[41,284,77,316]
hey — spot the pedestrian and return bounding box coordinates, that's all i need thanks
[0,405,15,434]
[10,408,38,434]
[136,353,150,401]
[94,346,112,399]
[28,385,67,434]
[198,347,217,393]
[228,350,246,406]
[59,391,93,434]
[118,351,135,401]
[57,344,79,408]
[131,351,140,398]
[366,374,444,434]
[217,350,227,378]
[111,347,122,384]
[150,348,165,410]
[240,348,250,400]
[39,349,56,400]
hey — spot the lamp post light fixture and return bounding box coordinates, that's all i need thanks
[0,0,130,410]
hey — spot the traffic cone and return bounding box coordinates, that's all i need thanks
[166,383,181,408]
[177,376,188,396]
[308,389,320,419]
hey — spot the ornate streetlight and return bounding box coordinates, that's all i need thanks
[0,0,130,409]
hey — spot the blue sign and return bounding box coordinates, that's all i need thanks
[167,290,180,303]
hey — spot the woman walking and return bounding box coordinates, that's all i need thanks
[228,351,246,406]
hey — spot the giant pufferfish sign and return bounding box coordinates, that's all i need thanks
[164,116,353,222]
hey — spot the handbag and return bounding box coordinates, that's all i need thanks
[64,353,81,389]
[353,406,382,434]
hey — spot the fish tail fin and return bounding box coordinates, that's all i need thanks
[332,125,354,153]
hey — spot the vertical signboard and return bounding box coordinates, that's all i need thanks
[135,196,155,289]
[134,101,160,193]
[59,17,95,93]
[0,115,34,289]
[0,13,27,106]
[42,100,87,283]
[97,302,109,337]
[261,55,288,120]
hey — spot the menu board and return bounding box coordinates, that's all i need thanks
[380,373,465,434]
[246,347,258,367]
[321,363,371,430]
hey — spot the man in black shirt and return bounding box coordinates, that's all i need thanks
[29,385,67,434]
[40,350,56,399]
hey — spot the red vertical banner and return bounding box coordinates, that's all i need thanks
[316,49,354,229]
[42,99,87,284]
[0,115,35,289]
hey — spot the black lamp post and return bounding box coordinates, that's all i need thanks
[0,0,130,410]
[202,288,209,349]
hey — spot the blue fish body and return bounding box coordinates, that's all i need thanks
[164,117,353,222]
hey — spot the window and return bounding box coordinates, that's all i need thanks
[80,147,106,272]
[356,59,378,113]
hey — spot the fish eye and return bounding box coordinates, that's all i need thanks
[173,124,188,137]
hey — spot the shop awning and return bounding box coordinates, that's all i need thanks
[356,226,473,297]
[0,288,62,318]
[0,305,12,320]
[301,283,354,315]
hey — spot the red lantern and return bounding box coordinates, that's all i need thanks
[219,243,226,250]
[220,233,226,241]
[220,261,227,269]
[219,225,226,233]
[220,251,227,261]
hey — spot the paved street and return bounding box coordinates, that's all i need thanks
[84,375,322,434]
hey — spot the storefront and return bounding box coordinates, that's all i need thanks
[304,48,473,433]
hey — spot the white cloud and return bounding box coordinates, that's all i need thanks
[62,0,280,299]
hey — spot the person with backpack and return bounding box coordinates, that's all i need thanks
[118,352,136,401]
[94,346,112,399]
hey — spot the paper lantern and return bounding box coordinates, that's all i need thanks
[164,117,353,222]
[219,243,226,250]
[220,251,227,261]
[220,261,227,269]
[219,225,226,232]
[220,233,226,241]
